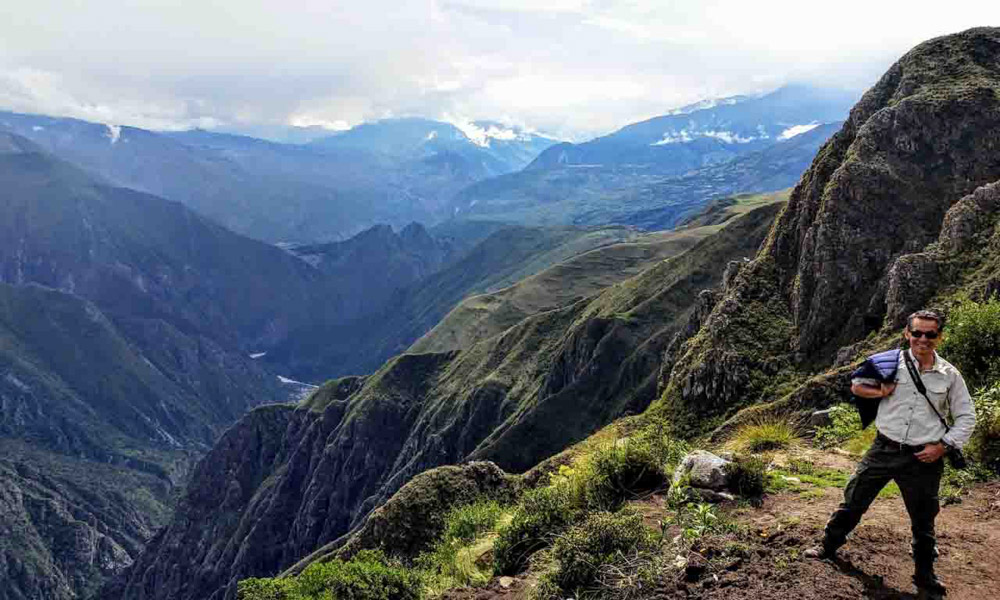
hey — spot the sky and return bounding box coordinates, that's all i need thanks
[0,1,998,141]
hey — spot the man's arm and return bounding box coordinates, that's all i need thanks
[942,372,976,450]
[851,378,895,399]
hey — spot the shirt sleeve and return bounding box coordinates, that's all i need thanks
[851,377,881,387]
[941,371,976,450]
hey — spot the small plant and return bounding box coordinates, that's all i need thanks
[683,503,719,540]
[814,404,864,448]
[729,415,800,453]
[725,454,769,499]
[787,458,816,475]
[545,509,655,597]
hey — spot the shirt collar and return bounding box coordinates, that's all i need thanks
[907,348,943,372]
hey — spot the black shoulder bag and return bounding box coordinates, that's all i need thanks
[902,351,968,469]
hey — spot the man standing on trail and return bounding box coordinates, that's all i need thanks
[804,310,976,597]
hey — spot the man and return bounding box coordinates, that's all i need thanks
[804,310,976,597]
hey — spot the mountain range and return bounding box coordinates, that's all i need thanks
[0,113,559,244]
[450,85,854,228]
[98,27,1000,600]
[0,79,871,600]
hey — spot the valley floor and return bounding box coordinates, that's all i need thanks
[442,449,1000,600]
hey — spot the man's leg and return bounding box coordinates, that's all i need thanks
[895,456,945,594]
[811,439,894,555]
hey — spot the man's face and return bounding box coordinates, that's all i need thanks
[904,317,941,355]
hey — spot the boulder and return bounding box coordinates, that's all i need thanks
[672,450,731,491]
[808,408,836,429]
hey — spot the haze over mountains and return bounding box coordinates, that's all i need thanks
[0,113,558,244]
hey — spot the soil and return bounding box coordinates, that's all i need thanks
[644,479,1000,600]
[442,449,1000,600]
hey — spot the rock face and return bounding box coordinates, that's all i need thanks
[110,201,783,600]
[660,28,1000,433]
[0,134,330,599]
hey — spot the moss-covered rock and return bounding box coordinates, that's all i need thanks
[311,462,515,567]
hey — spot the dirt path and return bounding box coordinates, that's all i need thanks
[440,448,1000,599]
[645,480,1000,599]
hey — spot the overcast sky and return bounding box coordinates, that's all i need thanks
[0,1,997,140]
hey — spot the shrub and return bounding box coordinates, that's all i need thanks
[968,381,1000,474]
[238,550,421,600]
[443,499,504,544]
[814,404,864,448]
[724,454,768,499]
[729,416,800,453]
[237,579,295,600]
[939,299,1000,389]
[584,439,667,511]
[546,509,655,596]
[493,485,580,575]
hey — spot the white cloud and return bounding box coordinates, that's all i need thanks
[779,122,821,140]
[0,1,998,138]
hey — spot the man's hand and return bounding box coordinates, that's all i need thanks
[915,442,946,463]
[880,382,896,397]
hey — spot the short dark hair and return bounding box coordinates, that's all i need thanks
[907,309,945,331]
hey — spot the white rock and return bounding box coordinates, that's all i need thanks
[672,450,731,491]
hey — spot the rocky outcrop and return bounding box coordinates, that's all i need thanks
[660,28,1000,433]
[0,443,179,600]
[885,180,1000,324]
[297,461,515,570]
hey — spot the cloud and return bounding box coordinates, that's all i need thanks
[1,1,998,139]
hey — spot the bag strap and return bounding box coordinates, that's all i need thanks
[902,350,951,433]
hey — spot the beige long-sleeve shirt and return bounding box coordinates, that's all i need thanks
[853,350,976,449]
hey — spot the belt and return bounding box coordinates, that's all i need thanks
[876,432,925,453]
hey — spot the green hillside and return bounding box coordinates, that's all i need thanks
[113,197,784,600]
[268,224,654,381]
[411,191,788,355]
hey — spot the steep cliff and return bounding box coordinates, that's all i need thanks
[110,199,783,600]
[658,27,1000,434]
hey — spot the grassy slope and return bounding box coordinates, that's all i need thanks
[268,224,651,381]
[412,192,788,355]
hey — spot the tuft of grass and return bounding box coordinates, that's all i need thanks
[493,485,580,576]
[415,498,510,594]
[725,454,769,499]
[536,509,656,599]
[443,499,504,544]
[877,481,901,500]
[728,416,801,453]
[238,550,422,600]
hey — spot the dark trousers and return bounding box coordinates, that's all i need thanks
[823,434,944,568]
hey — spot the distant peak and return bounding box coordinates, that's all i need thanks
[0,131,40,155]
[665,94,753,116]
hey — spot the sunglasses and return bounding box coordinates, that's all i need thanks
[908,329,939,339]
